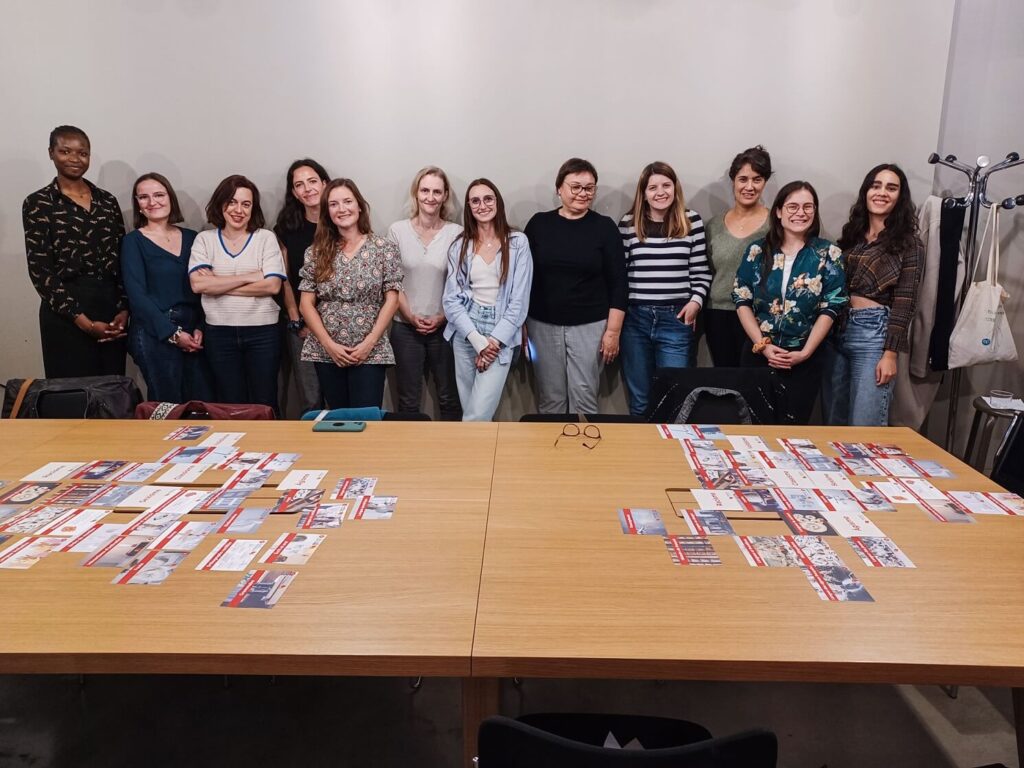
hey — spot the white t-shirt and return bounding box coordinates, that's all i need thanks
[469,253,500,307]
[188,229,286,326]
[781,252,797,297]
[387,219,463,321]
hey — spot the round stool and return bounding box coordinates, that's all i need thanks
[963,395,1018,470]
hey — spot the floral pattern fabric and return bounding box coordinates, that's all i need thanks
[298,234,404,364]
[732,236,847,349]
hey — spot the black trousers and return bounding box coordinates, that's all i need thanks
[703,308,747,368]
[38,279,126,379]
[740,343,822,425]
[390,321,462,420]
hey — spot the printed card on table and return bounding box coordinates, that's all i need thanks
[866,443,906,457]
[658,424,725,440]
[778,437,818,455]
[271,489,323,515]
[0,482,58,505]
[110,463,165,484]
[0,506,16,525]
[199,488,251,513]
[618,508,667,535]
[278,469,328,491]
[905,459,953,479]
[0,536,65,569]
[122,509,186,538]
[146,489,211,516]
[0,505,85,535]
[220,468,273,492]
[112,550,187,586]
[163,425,210,441]
[831,442,874,459]
[799,562,874,602]
[947,491,1009,515]
[781,510,838,536]
[664,535,721,566]
[222,569,297,609]
[331,477,378,500]
[681,439,718,451]
[722,451,772,485]
[694,467,752,491]
[726,435,770,452]
[852,487,896,512]
[734,535,800,567]
[197,432,245,448]
[22,462,87,482]
[260,532,325,565]
[115,485,183,510]
[691,489,742,510]
[819,509,886,538]
[32,508,108,538]
[298,503,347,529]
[350,496,398,520]
[872,458,920,478]
[59,523,126,553]
[156,463,210,485]
[863,481,918,505]
[756,451,807,471]
[195,539,267,571]
[158,445,238,466]
[678,509,735,536]
[806,471,856,492]
[989,493,1024,515]
[848,537,915,568]
[147,521,215,552]
[919,499,975,523]
[797,453,841,473]
[224,452,299,472]
[736,488,789,513]
[46,483,113,506]
[892,477,946,501]
[765,468,814,488]
[776,488,827,511]
[72,461,135,482]
[216,507,270,534]
[834,458,887,477]
[81,534,153,568]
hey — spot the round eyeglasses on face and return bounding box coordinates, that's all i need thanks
[565,182,597,197]
[136,192,168,204]
[469,195,496,209]
[782,202,816,214]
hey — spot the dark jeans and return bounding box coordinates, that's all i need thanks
[204,323,280,410]
[38,278,126,378]
[390,321,462,420]
[128,304,213,403]
[704,308,747,368]
[741,342,822,425]
[315,362,388,409]
[620,304,694,417]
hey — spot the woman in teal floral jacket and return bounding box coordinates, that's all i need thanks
[732,180,847,424]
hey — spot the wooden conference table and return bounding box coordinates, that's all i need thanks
[0,420,1021,766]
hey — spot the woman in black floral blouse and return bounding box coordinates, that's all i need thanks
[298,179,403,409]
[23,125,128,377]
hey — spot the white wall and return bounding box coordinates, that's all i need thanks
[929,0,1024,461]
[0,0,955,417]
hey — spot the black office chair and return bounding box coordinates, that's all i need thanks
[382,411,432,421]
[643,367,775,425]
[476,714,777,767]
[519,413,643,424]
[991,413,1023,495]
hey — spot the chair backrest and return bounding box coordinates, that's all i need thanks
[519,413,643,424]
[383,411,432,421]
[644,367,775,425]
[992,413,1023,495]
[477,716,777,767]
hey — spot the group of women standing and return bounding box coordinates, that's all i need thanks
[23,126,923,427]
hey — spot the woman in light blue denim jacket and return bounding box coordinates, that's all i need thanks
[443,179,533,421]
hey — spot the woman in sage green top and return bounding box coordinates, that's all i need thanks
[705,146,772,366]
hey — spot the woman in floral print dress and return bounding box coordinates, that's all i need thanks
[299,179,403,409]
[732,180,847,424]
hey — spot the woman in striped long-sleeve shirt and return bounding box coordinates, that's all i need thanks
[617,161,711,416]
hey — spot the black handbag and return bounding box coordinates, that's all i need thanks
[3,375,142,419]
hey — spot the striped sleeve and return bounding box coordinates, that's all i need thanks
[686,211,710,305]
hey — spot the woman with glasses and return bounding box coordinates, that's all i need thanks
[121,172,211,402]
[274,158,330,416]
[189,175,286,410]
[388,167,464,420]
[618,161,710,416]
[525,157,627,414]
[443,179,533,421]
[299,179,403,409]
[732,181,847,424]
[822,164,921,426]
[705,146,773,366]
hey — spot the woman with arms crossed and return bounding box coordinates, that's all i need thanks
[388,167,463,419]
[122,172,210,402]
[823,164,921,426]
[733,181,847,424]
[705,146,773,366]
[618,161,710,416]
[299,179,403,409]
[525,158,627,414]
[188,175,286,409]
[274,158,330,416]
[443,179,533,421]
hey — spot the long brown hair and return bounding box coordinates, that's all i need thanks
[762,180,822,286]
[456,179,512,284]
[628,161,690,242]
[310,179,372,283]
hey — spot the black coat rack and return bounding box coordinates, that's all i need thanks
[927,151,1024,451]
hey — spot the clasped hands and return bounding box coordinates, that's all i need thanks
[327,339,375,367]
[760,344,809,369]
[476,337,500,372]
[80,310,129,343]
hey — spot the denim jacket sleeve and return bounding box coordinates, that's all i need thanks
[489,232,534,348]
[442,237,478,342]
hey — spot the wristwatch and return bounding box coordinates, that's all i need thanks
[287,318,305,333]
[168,327,184,346]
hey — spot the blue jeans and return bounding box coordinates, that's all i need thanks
[204,323,281,411]
[620,304,695,416]
[822,306,893,426]
[128,304,213,403]
[315,363,387,409]
[452,303,511,421]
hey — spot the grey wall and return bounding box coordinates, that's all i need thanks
[0,0,956,418]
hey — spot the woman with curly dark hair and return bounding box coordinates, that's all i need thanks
[822,164,922,426]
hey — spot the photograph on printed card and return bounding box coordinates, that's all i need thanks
[0,482,58,506]
[222,569,297,609]
[664,535,721,566]
[734,535,801,568]
[679,509,734,536]
[618,508,667,535]
[848,537,915,568]
[781,510,838,536]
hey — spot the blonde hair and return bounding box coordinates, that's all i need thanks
[409,166,455,220]
[628,161,691,242]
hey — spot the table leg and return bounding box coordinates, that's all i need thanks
[463,677,500,766]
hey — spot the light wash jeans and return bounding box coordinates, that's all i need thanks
[452,302,511,421]
[620,304,695,416]
[822,306,893,426]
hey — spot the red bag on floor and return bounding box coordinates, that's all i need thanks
[134,400,275,420]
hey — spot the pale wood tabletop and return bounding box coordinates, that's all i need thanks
[472,423,1024,687]
[0,420,497,676]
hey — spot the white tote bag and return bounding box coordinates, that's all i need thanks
[948,205,1018,369]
